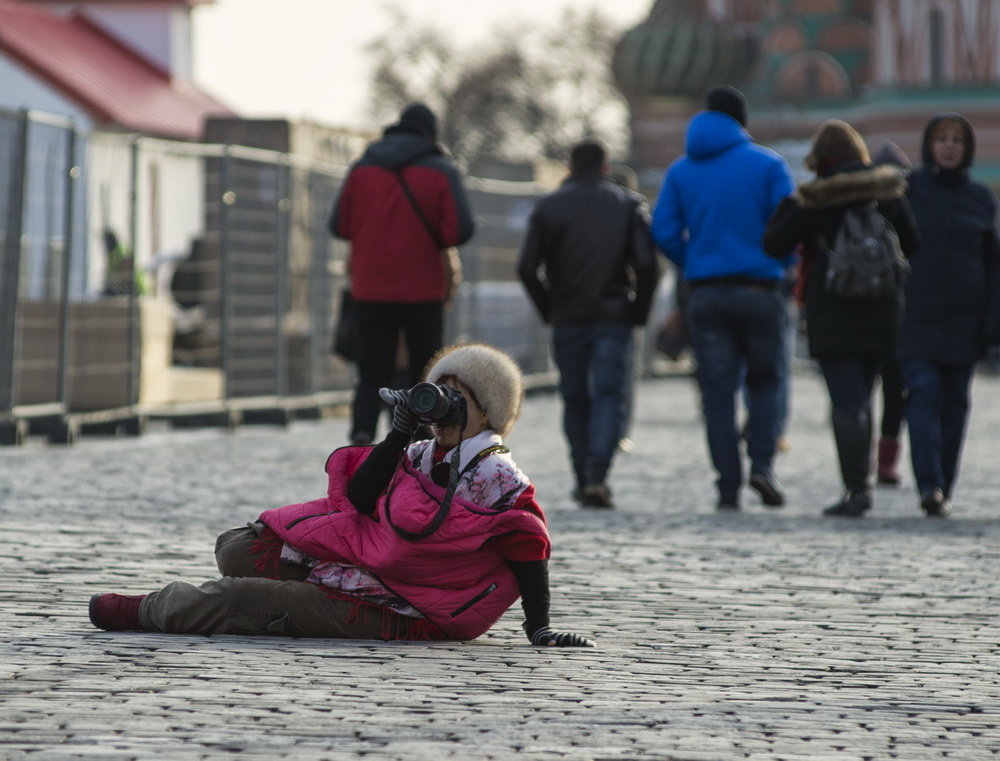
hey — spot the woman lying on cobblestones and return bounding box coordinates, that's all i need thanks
[89,342,594,647]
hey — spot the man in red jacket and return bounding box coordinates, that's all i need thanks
[331,103,475,444]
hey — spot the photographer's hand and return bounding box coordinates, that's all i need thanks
[526,626,595,648]
[378,388,417,436]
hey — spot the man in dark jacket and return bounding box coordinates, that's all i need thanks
[900,112,1000,516]
[518,140,660,508]
[331,103,475,445]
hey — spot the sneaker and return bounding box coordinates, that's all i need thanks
[920,489,951,517]
[89,593,146,631]
[749,471,785,507]
[581,484,614,509]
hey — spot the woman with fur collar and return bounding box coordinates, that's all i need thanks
[89,343,594,648]
[764,119,919,517]
[899,113,1000,517]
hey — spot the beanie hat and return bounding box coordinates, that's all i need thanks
[424,343,523,437]
[395,102,438,142]
[705,85,748,127]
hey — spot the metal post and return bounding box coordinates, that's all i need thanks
[0,111,29,415]
[126,136,141,408]
[55,126,78,407]
[274,157,289,398]
[218,147,232,400]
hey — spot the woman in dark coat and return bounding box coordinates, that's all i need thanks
[900,113,1000,516]
[764,120,919,517]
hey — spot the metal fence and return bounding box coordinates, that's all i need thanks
[2,109,630,445]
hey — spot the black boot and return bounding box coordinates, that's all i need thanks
[824,489,872,516]
[824,409,873,518]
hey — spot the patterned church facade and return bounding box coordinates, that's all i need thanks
[615,0,1000,184]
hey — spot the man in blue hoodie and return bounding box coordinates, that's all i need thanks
[652,86,794,511]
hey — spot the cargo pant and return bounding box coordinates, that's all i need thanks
[137,524,429,640]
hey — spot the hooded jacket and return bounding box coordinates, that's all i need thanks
[763,163,919,358]
[258,445,550,641]
[651,111,795,282]
[900,113,1000,363]
[517,172,660,325]
[331,130,475,303]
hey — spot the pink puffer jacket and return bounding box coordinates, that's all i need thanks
[258,446,550,640]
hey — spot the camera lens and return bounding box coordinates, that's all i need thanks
[407,382,467,426]
[408,382,445,418]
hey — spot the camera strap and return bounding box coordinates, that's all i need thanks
[389,437,510,541]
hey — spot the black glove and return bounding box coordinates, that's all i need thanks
[526,625,595,648]
[379,388,417,436]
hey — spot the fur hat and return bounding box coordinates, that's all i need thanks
[424,343,523,437]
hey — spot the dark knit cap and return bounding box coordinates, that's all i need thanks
[395,102,437,142]
[705,85,747,127]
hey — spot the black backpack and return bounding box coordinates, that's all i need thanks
[823,202,909,300]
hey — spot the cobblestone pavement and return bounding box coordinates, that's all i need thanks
[2,369,999,760]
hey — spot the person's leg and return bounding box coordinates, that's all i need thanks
[552,324,593,496]
[352,302,401,444]
[877,358,906,485]
[584,322,633,491]
[818,355,880,515]
[214,523,309,581]
[740,287,786,492]
[939,362,975,500]
[688,286,743,507]
[139,577,412,639]
[401,301,444,386]
[618,331,638,448]
[902,359,945,498]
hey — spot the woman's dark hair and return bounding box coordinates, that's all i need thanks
[805,119,870,175]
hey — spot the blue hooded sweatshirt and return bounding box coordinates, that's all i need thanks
[651,111,794,282]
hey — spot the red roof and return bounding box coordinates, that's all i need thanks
[0,0,234,139]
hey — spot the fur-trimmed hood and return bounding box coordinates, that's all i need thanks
[794,165,908,210]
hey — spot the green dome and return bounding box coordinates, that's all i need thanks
[613,15,759,99]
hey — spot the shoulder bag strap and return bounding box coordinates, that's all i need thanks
[394,163,445,249]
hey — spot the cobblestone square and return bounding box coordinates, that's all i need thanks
[1,370,998,760]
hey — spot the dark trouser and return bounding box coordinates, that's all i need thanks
[879,358,906,438]
[687,283,787,505]
[552,322,634,489]
[137,525,429,639]
[902,359,975,499]
[817,355,882,494]
[351,300,443,441]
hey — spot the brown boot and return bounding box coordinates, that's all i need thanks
[876,437,901,485]
[89,593,146,631]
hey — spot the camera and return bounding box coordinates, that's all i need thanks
[407,382,466,426]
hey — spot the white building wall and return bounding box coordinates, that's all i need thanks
[0,55,93,129]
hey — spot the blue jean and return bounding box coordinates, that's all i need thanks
[552,322,634,488]
[902,359,975,498]
[687,284,787,504]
